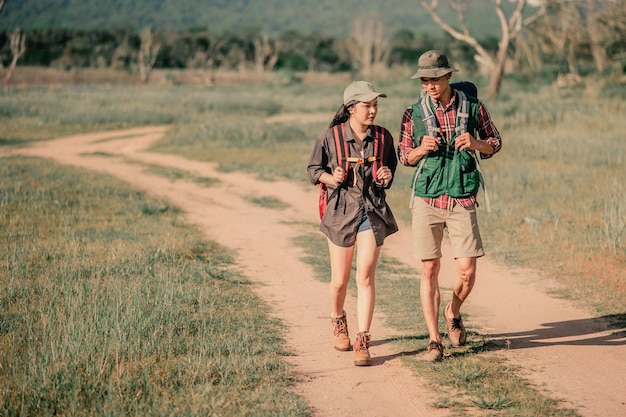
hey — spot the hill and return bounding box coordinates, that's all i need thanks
[0,0,509,38]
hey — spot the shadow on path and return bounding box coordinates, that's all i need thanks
[369,314,626,365]
[487,314,626,350]
[369,335,427,366]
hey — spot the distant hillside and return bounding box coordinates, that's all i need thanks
[0,0,508,39]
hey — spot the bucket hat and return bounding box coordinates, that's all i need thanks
[343,81,387,105]
[409,50,458,79]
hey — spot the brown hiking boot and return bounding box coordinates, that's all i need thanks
[353,331,371,366]
[423,340,444,362]
[445,303,467,347]
[331,311,350,351]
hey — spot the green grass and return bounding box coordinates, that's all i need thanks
[0,86,177,144]
[0,156,310,416]
[245,195,290,210]
[130,159,222,187]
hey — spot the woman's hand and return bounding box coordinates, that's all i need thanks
[332,166,347,186]
[376,166,392,186]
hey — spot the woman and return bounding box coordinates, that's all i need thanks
[307,81,398,366]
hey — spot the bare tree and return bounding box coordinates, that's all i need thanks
[522,0,621,78]
[347,13,391,78]
[598,0,626,81]
[419,0,546,98]
[199,37,226,85]
[278,30,328,73]
[138,27,160,83]
[2,28,26,90]
[544,0,585,75]
[585,0,612,73]
[253,34,281,73]
[0,0,6,72]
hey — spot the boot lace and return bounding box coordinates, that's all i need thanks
[451,317,463,331]
[427,340,443,354]
[332,315,348,337]
[354,332,370,351]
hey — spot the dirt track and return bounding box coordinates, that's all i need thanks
[6,126,625,417]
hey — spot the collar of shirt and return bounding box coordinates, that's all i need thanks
[430,90,458,111]
[343,125,376,145]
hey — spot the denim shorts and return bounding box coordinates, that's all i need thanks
[357,209,372,233]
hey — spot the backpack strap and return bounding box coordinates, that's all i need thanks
[329,123,385,193]
[338,123,383,187]
[455,90,470,138]
[457,92,491,213]
[333,123,349,172]
[457,92,491,212]
[371,125,384,184]
[409,94,433,208]
[325,124,347,208]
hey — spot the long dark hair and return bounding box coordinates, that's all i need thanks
[329,100,356,128]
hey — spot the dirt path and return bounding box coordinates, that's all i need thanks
[6,126,625,417]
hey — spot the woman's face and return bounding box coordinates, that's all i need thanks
[349,99,378,126]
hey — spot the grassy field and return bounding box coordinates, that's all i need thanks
[1,75,625,415]
[0,157,310,416]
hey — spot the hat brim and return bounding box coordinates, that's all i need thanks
[409,67,457,79]
[345,92,387,105]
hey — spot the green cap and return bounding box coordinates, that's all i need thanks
[410,50,458,79]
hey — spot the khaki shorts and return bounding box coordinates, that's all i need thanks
[411,198,484,260]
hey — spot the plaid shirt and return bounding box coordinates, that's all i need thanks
[398,90,502,211]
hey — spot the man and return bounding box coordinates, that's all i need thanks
[398,50,502,362]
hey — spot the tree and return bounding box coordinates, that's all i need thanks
[597,0,626,80]
[585,0,610,73]
[419,0,546,98]
[2,28,26,90]
[252,33,281,73]
[138,27,160,83]
[347,13,391,78]
[521,0,623,78]
[0,0,6,14]
[191,32,226,85]
[277,30,332,72]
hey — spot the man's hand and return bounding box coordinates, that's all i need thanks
[407,135,440,165]
[455,132,495,155]
[420,135,441,153]
[454,132,475,152]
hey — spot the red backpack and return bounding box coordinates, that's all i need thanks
[318,123,385,219]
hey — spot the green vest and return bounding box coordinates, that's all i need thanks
[410,90,480,199]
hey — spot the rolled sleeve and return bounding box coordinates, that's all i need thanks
[477,101,502,159]
[381,128,398,188]
[398,107,417,166]
[307,131,331,185]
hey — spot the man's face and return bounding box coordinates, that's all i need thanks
[420,73,451,101]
